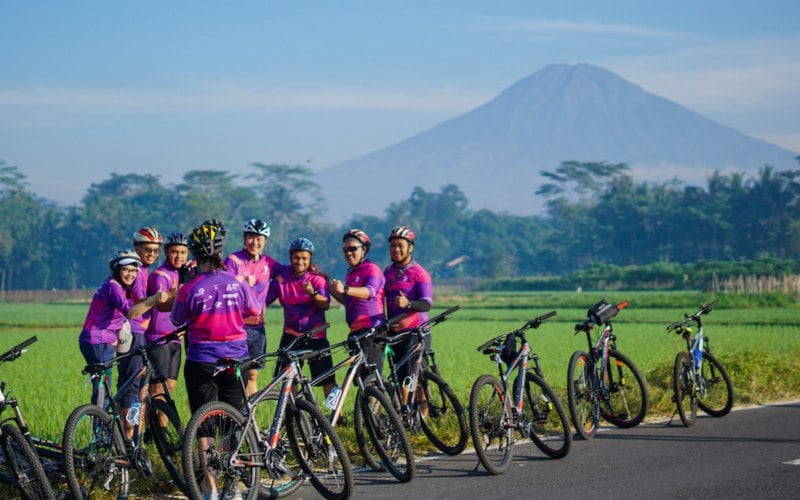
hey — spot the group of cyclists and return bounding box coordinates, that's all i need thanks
[77,217,433,441]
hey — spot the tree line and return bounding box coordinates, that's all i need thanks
[1,159,799,291]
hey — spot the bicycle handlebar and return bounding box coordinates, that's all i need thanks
[476,310,557,353]
[666,300,719,332]
[0,336,38,364]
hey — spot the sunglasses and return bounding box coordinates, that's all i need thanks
[342,245,362,253]
[141,247,160,255]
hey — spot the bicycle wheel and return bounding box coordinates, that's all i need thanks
[468,374,513,475]
[254,389,304,499]
[567,350,598,440]
[286,398,353,500]
[673,352,697,427]
[519,372,571,459]
[697,351,734,417]
[602,349,648,429]
[353,383,389,473]
[355,385,415,483]
[0,423,55,500]
[419,370,468,456]
[148,397,189,495]
[62,403,128,500]
[181,401,260,500]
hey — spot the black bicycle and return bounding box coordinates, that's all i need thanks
[667,300,734,426]
[469,311,571,475]
[61,327,189,499]
[380,305,467,457]
[566,300,648,440]
[0,336,56,500]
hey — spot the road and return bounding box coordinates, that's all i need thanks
[296,401,800,499]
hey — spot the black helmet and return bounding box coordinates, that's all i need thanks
[188,220,226,259]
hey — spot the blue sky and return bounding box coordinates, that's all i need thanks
[2,1,799,204]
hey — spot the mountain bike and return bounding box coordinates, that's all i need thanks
[667,300,734,427]
[380,305,467,457]
[566,299,648,440]
[0,336,56,500]
[469,311,571,475]
[62,327,189,499]
[181,323,354,500]
[292,317,416,483]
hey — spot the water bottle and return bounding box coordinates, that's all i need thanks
[324,385,342,410]
[692,348,703,369]
[126,401,141,425]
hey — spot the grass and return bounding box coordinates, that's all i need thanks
[1,290,798,496]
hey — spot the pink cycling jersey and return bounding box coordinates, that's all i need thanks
[266,268,330,338]
[344,259,386,332]
[223,249,285,326]
[145,262,181,342]
[384,259,434,331]
[79,277,135,345]
[171,269,260,363]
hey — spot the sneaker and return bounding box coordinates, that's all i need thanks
[203,492,219,500]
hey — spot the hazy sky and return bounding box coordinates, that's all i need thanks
[2,1,799,205]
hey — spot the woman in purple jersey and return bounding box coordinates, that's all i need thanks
[171,220,261,415]
[328,229,386,375]
[79,249,167,416]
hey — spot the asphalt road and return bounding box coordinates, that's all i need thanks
[294,401,800,499]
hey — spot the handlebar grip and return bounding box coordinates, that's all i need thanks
[617,300,630,310]
[16,336,38,351]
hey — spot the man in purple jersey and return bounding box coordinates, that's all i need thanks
[172,220,260,415]
[79,250,167,423]
[328,229,386,375]
[266,238,336,398]
[383,225,434,412]
[223,218,285,396]
[146,232,189,406]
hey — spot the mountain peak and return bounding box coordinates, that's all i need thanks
[317,64,797,222]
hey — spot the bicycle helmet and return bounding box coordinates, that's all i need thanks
[388,225,415,243]
[109,249,142,271]
[342,229,371,250]
[188,219,226,259]
[132,227,163,245]
[164,232,189,249]
[289,237,315,255]
[242,218,271,238]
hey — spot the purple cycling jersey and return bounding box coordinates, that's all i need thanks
[129,267,149,334]
[171,269,260,363]
[223,249,285,326]
[79,277,135,345]
[266,268,330,339]
[145,262,180,342]
[384,259,434,331]
[344,259,386,332]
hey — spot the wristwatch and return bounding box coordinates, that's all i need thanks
[343,285,350,296]
[311,289,319,296]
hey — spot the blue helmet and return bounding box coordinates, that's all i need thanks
[165,232,189,248]
[289,237,315,255]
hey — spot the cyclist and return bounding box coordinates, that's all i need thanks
[328,229,386,376]
[171,220,261,416]
[223,218,285,396]
[266,238,336,399]
[79,250,167,411]
[383,225,433,412]
[145,232,189,406]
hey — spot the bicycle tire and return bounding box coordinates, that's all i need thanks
[286,398,353,500]
[567,350,598,440]
[254,389,304,499]
[602,349,648,428]
[148,397,189,495]
[673,352,698,427]
[355,385,415,483]
[353,381,390,473]
[419,370,468,456]
[519,372,571,459]
[62,403,128,500]
[181,401,260,500]
[697,351,734,417]
[468,374,513,475]
[0,423,55,500]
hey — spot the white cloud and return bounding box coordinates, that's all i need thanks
[489,17,691,39]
